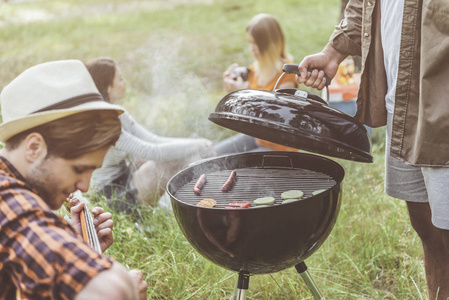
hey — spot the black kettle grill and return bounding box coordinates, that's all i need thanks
[167,65,372,299]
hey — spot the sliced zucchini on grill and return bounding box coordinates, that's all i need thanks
[281,190,304,200]
[254,196,275,206]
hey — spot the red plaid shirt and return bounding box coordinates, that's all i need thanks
[0,156,113,299]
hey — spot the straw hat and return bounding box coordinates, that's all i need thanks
[0,59,124,143]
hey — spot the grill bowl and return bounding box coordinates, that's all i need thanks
[167,151,344,274]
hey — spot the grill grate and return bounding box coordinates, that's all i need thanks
[174,167,337,208]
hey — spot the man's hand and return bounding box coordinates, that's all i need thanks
[70,201,114,253]
[69,199,84,236]
[92,207,114,252]
[75,263,148,300]
[296,44,347,90]
[129,270,149,300]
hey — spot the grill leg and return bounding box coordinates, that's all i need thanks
[230,271,250,300]
[295,262,326,300]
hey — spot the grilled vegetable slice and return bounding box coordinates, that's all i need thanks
[254,196,275,206]
[281,190,304,200]
[196,198,216,208]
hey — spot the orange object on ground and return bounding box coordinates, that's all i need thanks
[328,73,361,102]
[327,82,359,101]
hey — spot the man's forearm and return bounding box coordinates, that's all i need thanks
[75,263,138,300]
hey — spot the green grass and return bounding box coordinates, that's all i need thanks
[1,0,427,299]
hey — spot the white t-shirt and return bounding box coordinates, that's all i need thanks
[380,0,405,114]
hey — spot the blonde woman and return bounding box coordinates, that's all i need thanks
[216,13,298,155]
[223,13,297,92]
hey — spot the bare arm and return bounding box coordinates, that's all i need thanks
[297,0,363,90]
[75,263,148,300]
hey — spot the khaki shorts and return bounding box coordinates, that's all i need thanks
[385,113,449,229]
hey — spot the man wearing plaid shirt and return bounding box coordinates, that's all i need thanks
[0,60,148,299]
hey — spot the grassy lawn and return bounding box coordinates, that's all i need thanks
[1,0,426,299]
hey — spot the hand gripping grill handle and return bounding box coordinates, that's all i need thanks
[281,64,331,103]
[282,64,332,85]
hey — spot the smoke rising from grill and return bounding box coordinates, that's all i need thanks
[124,35,223,142]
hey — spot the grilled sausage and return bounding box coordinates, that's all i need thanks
[221,170,236,192]
[193,174,207,195]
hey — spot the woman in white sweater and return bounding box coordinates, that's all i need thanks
[86,57,215,211]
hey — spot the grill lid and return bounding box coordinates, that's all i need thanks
[209,88,373,163]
